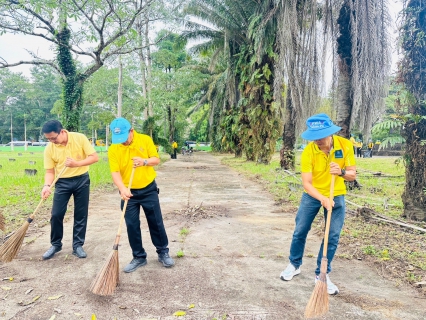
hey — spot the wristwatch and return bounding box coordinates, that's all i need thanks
[143,159,148,166]
[339,168,346,177]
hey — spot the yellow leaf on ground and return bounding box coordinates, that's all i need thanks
[1,287,11,291]
[91,314,97,320]
[188,304,195,309]
[32,295,40,302]
[47,295,63,300]
[173,310,186,317]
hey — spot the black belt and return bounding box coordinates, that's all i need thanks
[58,172,89,180]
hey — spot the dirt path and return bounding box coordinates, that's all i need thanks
[1,152,425,320]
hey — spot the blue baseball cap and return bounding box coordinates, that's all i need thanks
[301,113,341,140]
[110,117,131,144]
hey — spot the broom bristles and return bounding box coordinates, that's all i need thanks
[305,257,329,318]
[0,213,5,231]
[89,249,119,296]
[305,275,329,318]
[0,221,30,263]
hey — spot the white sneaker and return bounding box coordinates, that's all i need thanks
[315,274,339,295]
[280,263,301,281]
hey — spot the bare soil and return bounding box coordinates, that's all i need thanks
[1,152,426,320]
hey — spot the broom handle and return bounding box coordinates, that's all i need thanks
[28,166,68,221]
[113,167,136,248]
[322,174,336,256]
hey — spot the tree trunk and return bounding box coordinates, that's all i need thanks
[336,65,353,138]
[401,116,426,221]
[335,1,353,138]
[56,26,83,132]
[280,87,296,169]
[117,56,123,118]
[399,0,426,221]
[144,13,153,117]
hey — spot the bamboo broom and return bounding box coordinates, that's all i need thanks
[90,167,136,296]
[0,166,67,263]
[305,175,336,319]
[0,212,4,232]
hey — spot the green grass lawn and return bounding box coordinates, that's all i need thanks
[0,149,169,230]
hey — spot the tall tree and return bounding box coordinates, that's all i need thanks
[398,0,426,221]
[333,0,391,139]
[0,0,153,131]
[184,0,282,163]
[275,0,324,169]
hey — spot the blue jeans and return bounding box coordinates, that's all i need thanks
[289,193,345,275]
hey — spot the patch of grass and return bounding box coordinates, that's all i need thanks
[363,245,378,256]
[0,150,170,232]
[180,228,189,236]
[176,250,185,258]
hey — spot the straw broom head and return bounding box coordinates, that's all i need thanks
[90,168,135,296]
[0,220,30,263]
[305,257,329,318]
[89,245,120,296]
[0,213,5,231]
[0,166,67,262]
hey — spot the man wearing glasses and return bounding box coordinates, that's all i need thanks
[41,120,98,260]
[108,117,174,273]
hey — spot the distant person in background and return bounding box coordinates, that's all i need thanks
[356,139,363,158]
[367,139,374,157]
[350,135,357,155]
[172,140,178,159]
[41,120,98,260]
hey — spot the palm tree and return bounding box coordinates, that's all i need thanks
[184,0,282,164]
[275,0,324,169]
[334,0,391,139]
[398,0,426,221]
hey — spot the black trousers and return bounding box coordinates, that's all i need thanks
[121,180,169,259]
[50,173,90,249]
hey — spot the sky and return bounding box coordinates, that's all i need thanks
[0,1,403,79]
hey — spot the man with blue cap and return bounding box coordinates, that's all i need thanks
[108,118,174,273]
[280,113,356,295]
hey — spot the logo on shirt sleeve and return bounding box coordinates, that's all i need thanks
[334,150,343,158]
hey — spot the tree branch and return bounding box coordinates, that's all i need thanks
[0,58,62,76]
[8,0,56,35]
[0,24,57,44]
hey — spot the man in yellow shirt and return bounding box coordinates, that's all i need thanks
[349,134,356,155]
[280,113,356,295]
[108,118,174,273]
[41,120,99,260]
[172,140,178,159]
[367,139,374,157]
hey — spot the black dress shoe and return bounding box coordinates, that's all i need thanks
[42,246,61,260]
[72,246,87,258]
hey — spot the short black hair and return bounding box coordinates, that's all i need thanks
[42,120,63,134]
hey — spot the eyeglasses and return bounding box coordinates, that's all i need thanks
[46,132,61,142]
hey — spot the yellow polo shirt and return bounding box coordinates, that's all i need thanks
[108,131,158,189]
[301,135,356,197]
[44,131,96,178]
